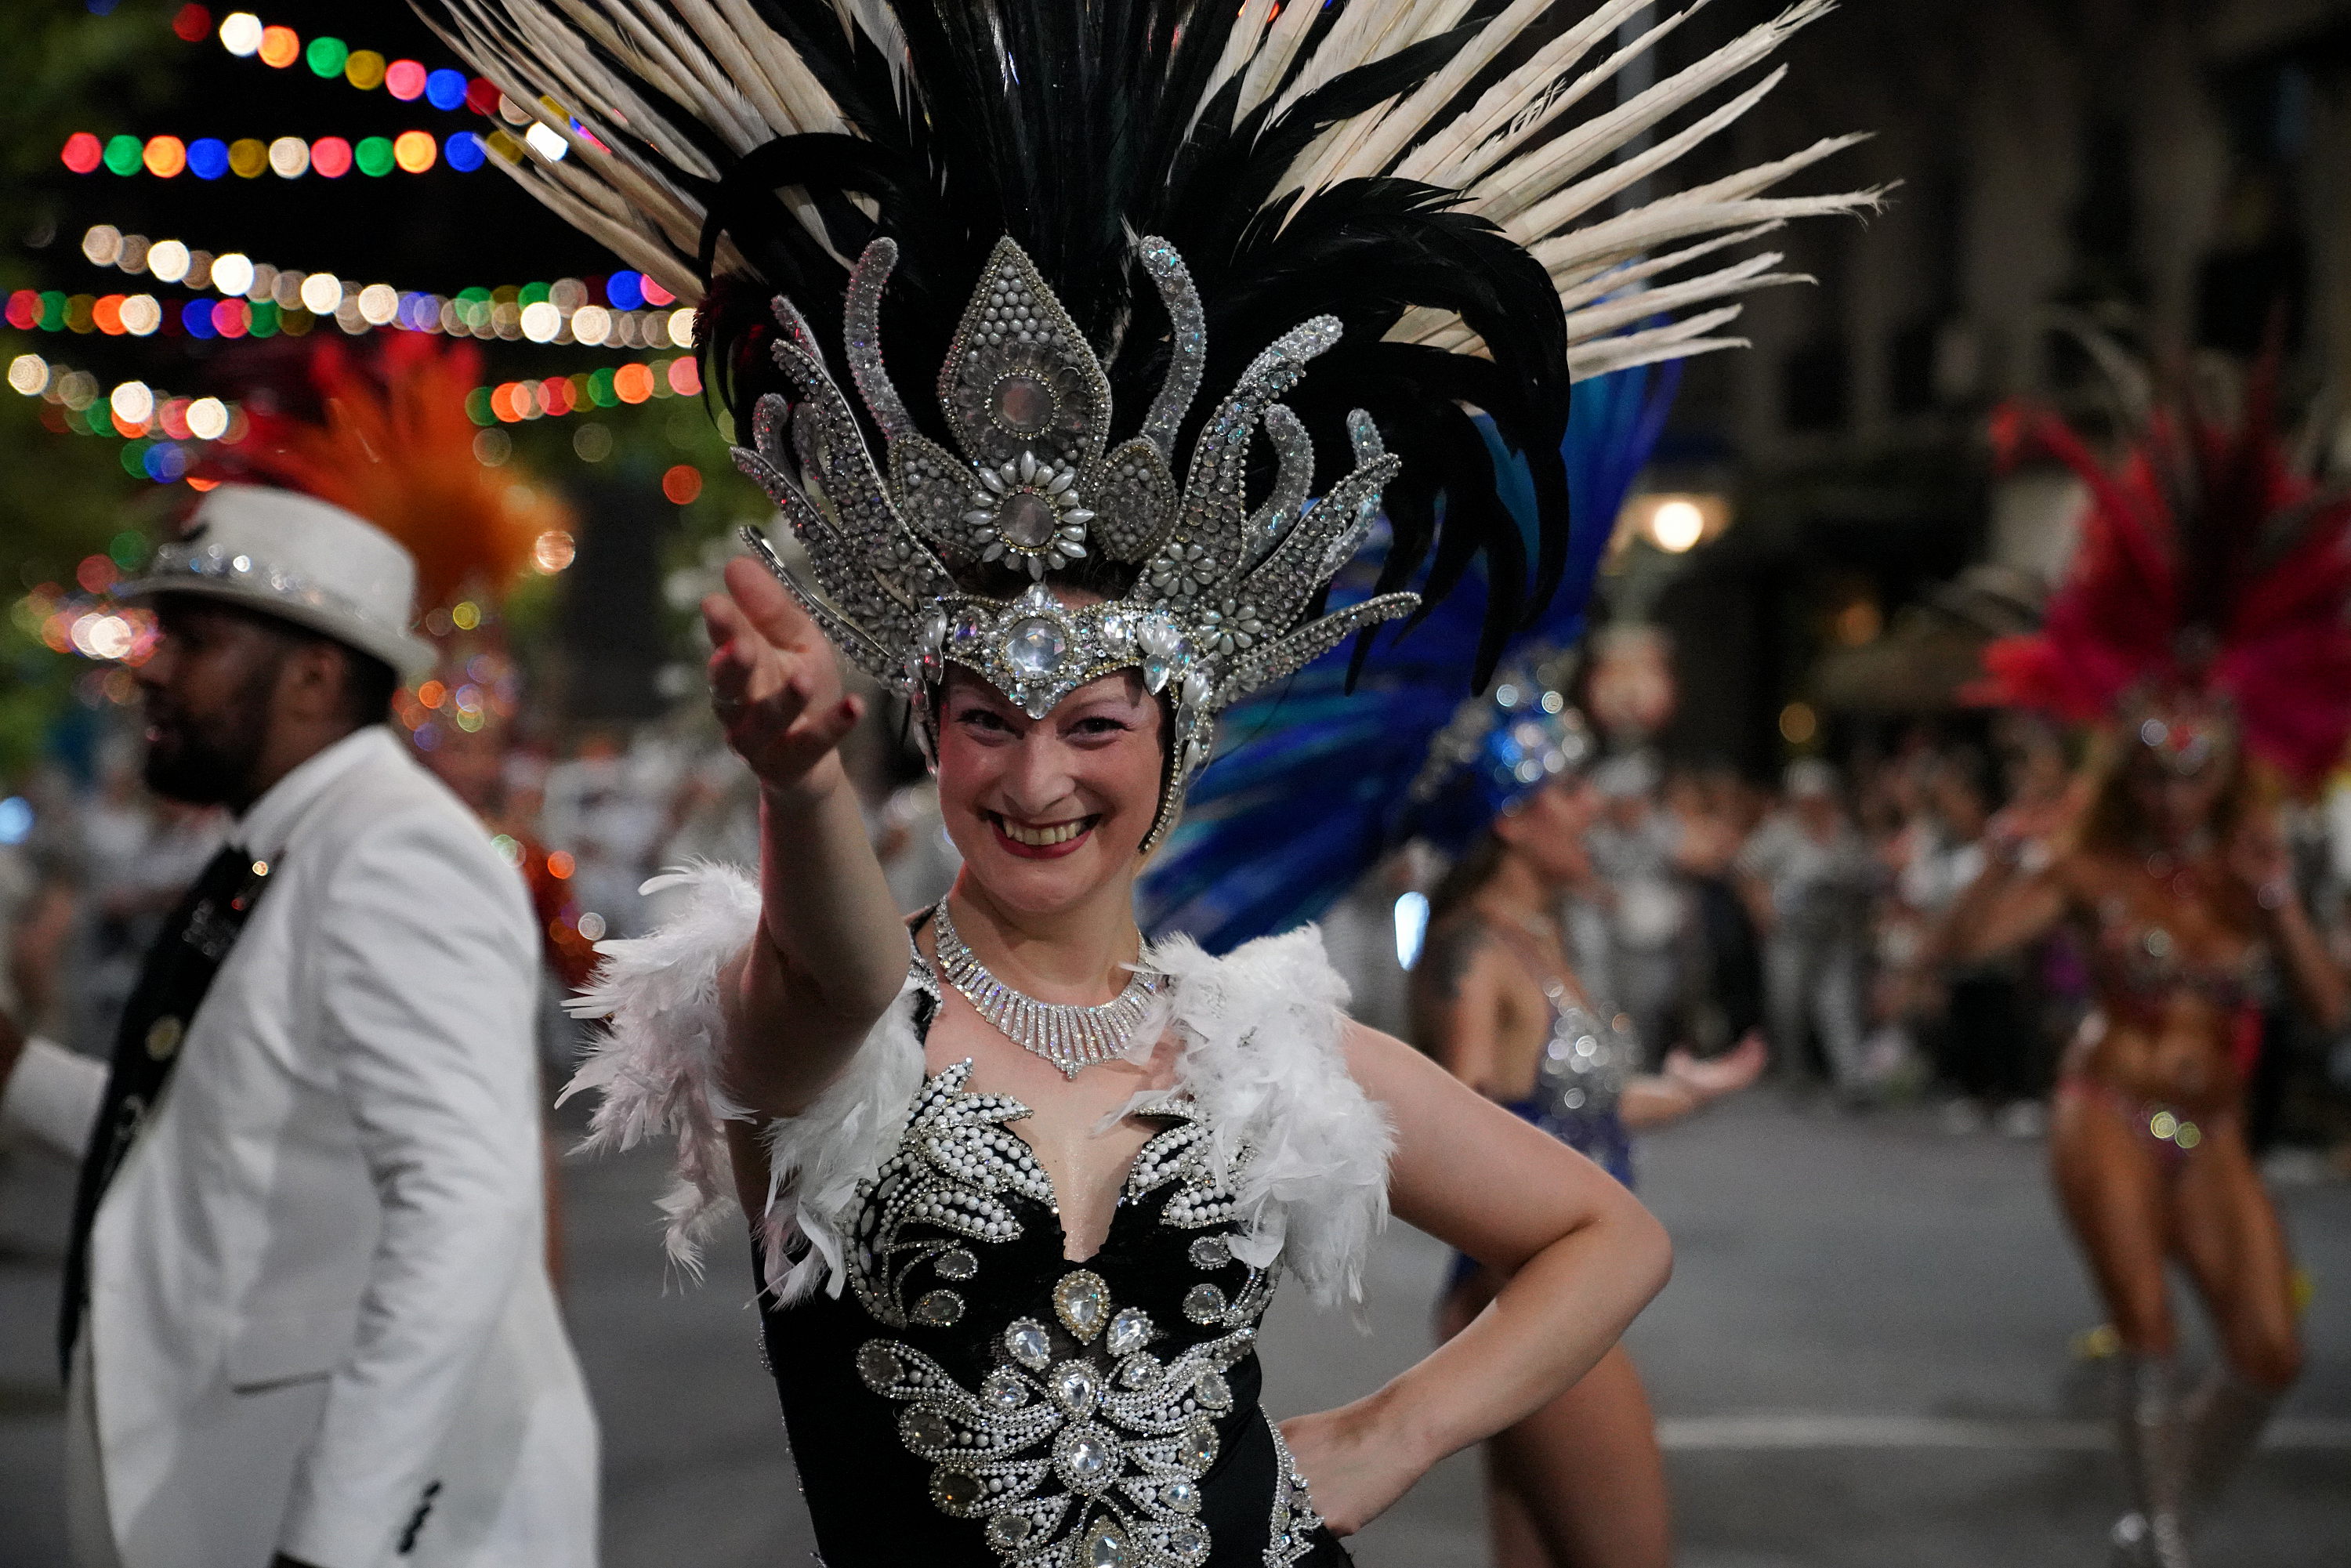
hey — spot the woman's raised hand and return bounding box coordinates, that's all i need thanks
[703,555,864,797]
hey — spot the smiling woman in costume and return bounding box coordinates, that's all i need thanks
[1945,391,2351,1568]
[429,0,1871,1559]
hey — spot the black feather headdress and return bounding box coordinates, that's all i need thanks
[422,0,1871,842]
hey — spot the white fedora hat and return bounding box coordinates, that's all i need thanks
[117,483,436,679]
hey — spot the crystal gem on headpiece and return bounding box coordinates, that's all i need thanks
[2122,688,2234,779]
[736,234,1415,851]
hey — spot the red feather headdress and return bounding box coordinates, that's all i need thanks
[225,333,571,611]
[1971,386,2351,786]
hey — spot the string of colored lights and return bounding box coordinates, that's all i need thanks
[175,5,488,116]
[6,351,241,484]
[470,357,704,425]
[7,344,711,489]
[63,128,491,179]
[52,226,690,348]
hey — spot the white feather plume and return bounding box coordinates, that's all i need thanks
[426,0,1877,382]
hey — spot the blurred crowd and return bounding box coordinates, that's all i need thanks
[1509,721,2351,1162]
[9,704,2351,1164]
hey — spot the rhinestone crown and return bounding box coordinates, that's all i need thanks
[733,234,1418,849]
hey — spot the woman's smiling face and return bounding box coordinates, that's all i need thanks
[933,663,1167,915]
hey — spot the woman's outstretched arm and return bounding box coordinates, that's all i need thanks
[1280,1024,1672,1535]
[1935,813,2067,966]
[703,556,910,1118]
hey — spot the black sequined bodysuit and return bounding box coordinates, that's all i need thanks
[753,977,1349,1568]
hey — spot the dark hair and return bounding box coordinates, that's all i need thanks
[1425,828,1508,925]
[337,646,398,728]
[253,612,397,729]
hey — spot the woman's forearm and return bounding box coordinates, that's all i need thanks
[726,755,910,1114]
[2264,895,2349,1032]
[1618,1076,1700,1130]
[1364,1197,1671,1467]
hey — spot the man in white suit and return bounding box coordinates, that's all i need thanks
[0,485,598,1567]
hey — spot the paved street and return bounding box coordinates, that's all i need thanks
[4,1092,2346,1564]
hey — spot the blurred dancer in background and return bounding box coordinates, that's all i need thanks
[1410,666,1762,1568]
[1947,389,2351,1567]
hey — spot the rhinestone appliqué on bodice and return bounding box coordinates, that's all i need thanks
[847,1061,1056,1328]
[846,1070,1296,1564]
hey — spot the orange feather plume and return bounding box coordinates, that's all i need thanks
[234,334,572,610]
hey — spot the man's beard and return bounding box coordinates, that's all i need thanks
[141,657,279,806]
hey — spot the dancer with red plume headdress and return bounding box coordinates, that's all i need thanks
[1948,381,2351,1568]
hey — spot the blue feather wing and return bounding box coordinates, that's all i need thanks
[1140,362,1678,953]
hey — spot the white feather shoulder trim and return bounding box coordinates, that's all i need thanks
[559,862,763,1280]
[565,873,1389,1309]
[1150,925,1394,1311]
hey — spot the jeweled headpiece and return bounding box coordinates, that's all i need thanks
[737,234,1407,847]
[428,0,1874,852]
[1971,379,2351,786]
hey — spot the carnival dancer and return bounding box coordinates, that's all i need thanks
[1945,386,2351,1567]
[1411,671,1762,1568]
[0,483,597,1567]
[438,1,1870,1560]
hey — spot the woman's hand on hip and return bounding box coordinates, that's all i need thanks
[703,555,864,798]
[1278,1396,1433,1537]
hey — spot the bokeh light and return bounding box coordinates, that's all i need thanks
[661,465,704,505]
[386,58,426,100]
[211,252,255,297]
[218,11,262,56]
[311,136,353,178]
[534,529,579,573]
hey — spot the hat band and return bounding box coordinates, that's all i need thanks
[147,540,417,646]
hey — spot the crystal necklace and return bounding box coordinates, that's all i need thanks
[930,900,1166,1079]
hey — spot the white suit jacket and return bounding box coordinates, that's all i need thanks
[4,726,597,1568]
